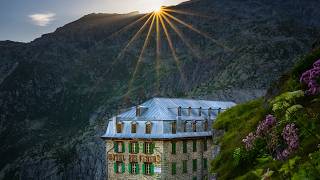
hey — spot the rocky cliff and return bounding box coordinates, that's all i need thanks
[0,0,320,179]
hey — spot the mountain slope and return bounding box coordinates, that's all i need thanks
[211,48,320,179]
[0,0,320,179]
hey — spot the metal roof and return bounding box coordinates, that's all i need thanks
[102,97,236,139]
[116,97,236,120]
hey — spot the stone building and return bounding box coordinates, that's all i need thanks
[101,97,235,180]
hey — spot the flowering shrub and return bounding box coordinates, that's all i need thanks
[256,114,277,136]
[276,123,299,160]
[242,114,277,150]
[242,132,256,150]
[300,59,320,95]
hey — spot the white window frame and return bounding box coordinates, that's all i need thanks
[132,142,137,153]
[118,142,123,153]
[145,163,151,175]
[132,162,137,174]
[145,142,151,154]
[116,162,122,173]
[145,121,152,134]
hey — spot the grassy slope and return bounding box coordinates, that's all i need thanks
[211,49,320,179]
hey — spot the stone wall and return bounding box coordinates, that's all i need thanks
[105,138,213,180]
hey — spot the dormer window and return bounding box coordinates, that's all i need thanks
[116,122,123,133]
[204,120,208,131]
[199,107,202,116]
[131,122,137,133]
[172,121,177,134]
[192,121,197,132]
[146,121,152,134]
[136,106,141,117]
[177,106,182,116]
[188,107,192,116]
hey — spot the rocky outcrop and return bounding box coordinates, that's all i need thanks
[1,0,320,179]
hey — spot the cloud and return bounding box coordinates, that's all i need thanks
[29,13,56,26]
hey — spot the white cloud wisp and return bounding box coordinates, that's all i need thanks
[29,13,56,26]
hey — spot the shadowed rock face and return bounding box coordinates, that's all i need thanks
[1,0,320,179]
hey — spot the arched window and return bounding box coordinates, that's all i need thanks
[131,122,137,133]
[146,121,152,134]
[204,120,208,131]
[172,121,177,134]
[192,121,197,132]
[116,122,123,133]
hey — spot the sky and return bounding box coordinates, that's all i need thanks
[0,0,187,42]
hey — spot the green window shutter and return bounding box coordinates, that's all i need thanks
[121,162,125,173]
[151,143,155,154]
[135,143,139,153]
[122,142,125,153]
[136,163,140,174]
[204,139,207,151]
[172,142,176,154]
[114,142,118,153]
[183,160,187,173]
[193,140,197,152]
[142,163,145,174]
[129,143,132,153]
[203,158,207,169]
[129,163,132,174]
[114,162,118,173]
[172,162,176,175]
[183,141,187,153]
[143,142,145,154]
[193,159,197,171]
[151,163,155,175]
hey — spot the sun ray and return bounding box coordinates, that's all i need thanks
[159,14,187,85]
[155,14,161,93]
[162,8,213,19]
[162,11,232,51]
[127,14,156,94]
[109,13,150,38]
[161,13,201,59]
[115,13,155,61]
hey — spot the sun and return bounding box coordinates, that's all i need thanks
[153,6,163,14]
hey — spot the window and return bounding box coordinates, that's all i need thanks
[143,163,154,175]
[172,121,176,134]
[188,107,192,116]
[203,158,208,169]
[131,122,137,133]
[193,140,197,152]
[129,142,139,154]
[114,141,125,153]
[192,121,197,132]
[183,160,187,173]
[114,162,125,174]
[144,142,154,154]
[146,122,152,134]
[177,106,182,116]
[203,139,207,151]
[171,162,176,175]
[192,159,197,172]
[199,107,202,116]
[183,121,187,132]
[171,141,176,154]
[183,140,187,153]
[116,122,122,133]
[130,162,139,174]
[204,120,208,131]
